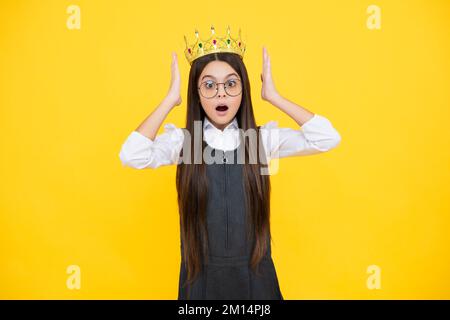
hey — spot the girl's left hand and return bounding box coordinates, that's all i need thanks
[261,46,280,103]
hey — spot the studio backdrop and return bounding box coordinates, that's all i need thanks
[0,0,449,299]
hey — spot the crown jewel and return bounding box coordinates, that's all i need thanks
[184,25,246,66]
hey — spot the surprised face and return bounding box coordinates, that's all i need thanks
[197,61,243,131]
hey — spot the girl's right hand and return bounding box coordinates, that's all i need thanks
[166,52,182,107]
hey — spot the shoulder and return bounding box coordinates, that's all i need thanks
[259,120,279,130]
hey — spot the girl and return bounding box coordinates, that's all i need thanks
[119,26,341,300]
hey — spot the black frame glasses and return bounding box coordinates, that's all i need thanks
[198,79,242,99]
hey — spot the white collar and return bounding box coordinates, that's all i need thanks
[203,116,239,131]
[203,117,240,151]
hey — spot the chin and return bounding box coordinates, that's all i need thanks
[208,112,235,124]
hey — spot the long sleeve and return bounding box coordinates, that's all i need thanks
[260,114,341,159]
[119,123,184,169]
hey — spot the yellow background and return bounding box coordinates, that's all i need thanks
[1,0,449,299]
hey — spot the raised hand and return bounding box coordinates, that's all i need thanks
[166,52,182,106]
[260,46,280,103]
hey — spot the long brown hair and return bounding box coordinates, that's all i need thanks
[176,52,271,286]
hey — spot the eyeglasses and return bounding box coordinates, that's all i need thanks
[198,79,242,99]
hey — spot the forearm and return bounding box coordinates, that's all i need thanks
[135,97,176,141]
[269,94,315,127]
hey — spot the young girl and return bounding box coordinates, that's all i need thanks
[119,26,341,300]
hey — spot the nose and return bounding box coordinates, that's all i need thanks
[217,83,227,97]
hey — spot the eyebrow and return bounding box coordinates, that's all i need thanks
[201,73,239,81]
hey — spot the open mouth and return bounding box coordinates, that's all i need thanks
[216,105,229,112]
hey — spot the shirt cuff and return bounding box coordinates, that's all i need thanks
[131,130,154,145]
[301,114,332,130]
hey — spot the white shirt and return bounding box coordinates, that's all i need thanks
[119,114,341,169]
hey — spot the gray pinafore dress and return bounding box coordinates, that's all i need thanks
[177,141,284,300]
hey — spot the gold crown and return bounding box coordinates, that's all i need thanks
[183,25,246,66]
